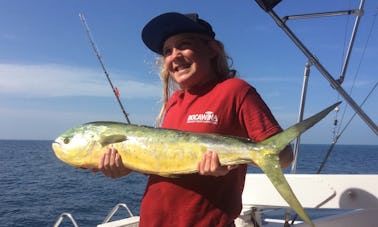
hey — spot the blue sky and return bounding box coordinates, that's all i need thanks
[0,0,377,145]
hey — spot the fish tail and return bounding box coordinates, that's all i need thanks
[252,102,340,226]
[258,157,315,226]
[259,101,341,153]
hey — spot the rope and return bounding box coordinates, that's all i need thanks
[322,3,378,167]
[338,6,377,131]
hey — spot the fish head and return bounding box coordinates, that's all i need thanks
[52,123,102,169]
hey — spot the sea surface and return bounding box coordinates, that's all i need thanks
[0,140,377,227]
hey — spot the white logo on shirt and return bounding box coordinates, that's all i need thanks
[187,111,218,125]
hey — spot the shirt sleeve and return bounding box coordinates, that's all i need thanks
[238,87,282,142]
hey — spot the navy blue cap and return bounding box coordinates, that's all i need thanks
[142,12,215,55]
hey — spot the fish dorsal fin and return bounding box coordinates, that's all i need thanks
[99,134,127,147]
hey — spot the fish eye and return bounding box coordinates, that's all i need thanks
[63,138,70,144]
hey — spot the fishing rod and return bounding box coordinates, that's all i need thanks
[79,13,131,124]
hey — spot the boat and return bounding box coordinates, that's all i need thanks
[235,0,378,226]
[54,0,378,226]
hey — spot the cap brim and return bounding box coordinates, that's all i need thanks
[142,12,213,55]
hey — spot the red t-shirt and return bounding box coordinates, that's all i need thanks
[139,78,282,227]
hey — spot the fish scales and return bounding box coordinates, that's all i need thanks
[107,124,253,174]
[53,102,340,227]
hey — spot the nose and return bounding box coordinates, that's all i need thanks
[170,47,183,59]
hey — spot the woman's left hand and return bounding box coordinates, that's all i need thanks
[197,151,238,177]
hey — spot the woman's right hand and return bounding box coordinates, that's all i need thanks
[95,147,132,179]
[198,151,238,177]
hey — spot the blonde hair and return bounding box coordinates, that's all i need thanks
[156,38,236,126]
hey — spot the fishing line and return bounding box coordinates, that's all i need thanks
[79,13,131,124]
[323,5,378,170]
[289,82,378,224]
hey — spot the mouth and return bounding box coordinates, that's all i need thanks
[52,138,63,150]
[53,140,61,146]
[51,140,81,168]
[174,63,191,72]
[52,141,62,154]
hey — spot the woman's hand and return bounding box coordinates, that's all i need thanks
[94,147,132,179]
[197,151,238,177]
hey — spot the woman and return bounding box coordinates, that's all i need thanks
[98,12,293,227]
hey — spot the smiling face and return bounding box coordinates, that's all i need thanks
[162,33,216,90]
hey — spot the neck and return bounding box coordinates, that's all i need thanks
[185,76,220,95]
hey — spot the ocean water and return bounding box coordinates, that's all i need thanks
[0,140,377,227]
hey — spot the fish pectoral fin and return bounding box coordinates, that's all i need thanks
[99,134,127,147]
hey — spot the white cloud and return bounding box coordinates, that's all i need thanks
[0,63,161,99]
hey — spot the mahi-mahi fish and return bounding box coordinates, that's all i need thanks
[52,102,340,226]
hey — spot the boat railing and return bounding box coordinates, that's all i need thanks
[53,203,139,227]
[255,0,378,136]
[53,212,79,227]
[102,203,135,224]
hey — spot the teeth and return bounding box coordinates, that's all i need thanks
[175,64,190,72]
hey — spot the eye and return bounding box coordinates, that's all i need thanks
[163,48,172,57]
[163,39,194,57]
[63,138,70,144]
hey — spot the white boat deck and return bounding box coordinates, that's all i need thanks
[93,174,378,227]
[237,174,378,227]
[242,174,378,209]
